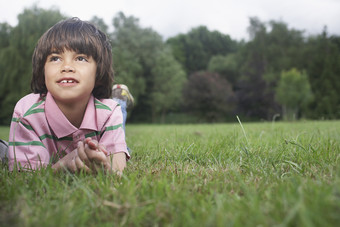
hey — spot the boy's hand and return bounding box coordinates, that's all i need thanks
[52,140,107,173]
[52,138,126,175]
[84,138,127,175]
[52,143,92,173]
[83,138,112,173]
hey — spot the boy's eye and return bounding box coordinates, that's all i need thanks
[49,56,60,62]
[77,56,88,62]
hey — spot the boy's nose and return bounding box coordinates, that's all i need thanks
[61,61,75,72]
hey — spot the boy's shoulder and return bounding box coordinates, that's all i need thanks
[14,93,45,114]
[94,98,120,112]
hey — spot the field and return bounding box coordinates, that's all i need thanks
[1,121,339,226]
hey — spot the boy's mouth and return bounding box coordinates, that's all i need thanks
[60,79,77,84]
[57,78,79,84]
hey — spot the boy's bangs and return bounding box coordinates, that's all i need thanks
[44,22,99,58]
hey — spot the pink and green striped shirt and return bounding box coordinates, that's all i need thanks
[8,92,130,170]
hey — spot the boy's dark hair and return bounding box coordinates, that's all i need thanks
[31,17,113,99]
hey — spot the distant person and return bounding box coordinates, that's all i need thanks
[5,18,130,174]
[111,84,134,130]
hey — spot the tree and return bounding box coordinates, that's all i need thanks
[90,16,109,35]
[276,68,313,120]
[207,54,239,86]
[150,48,186,122]
[167,26,237,74]
[183,72,235,122]
[0,22,11,48]
[236,17,276,119]
[304,29,340,119]
[111,12,163,108]
[263,20,305,82]
[0,6,65,124]
[111,12,185,122]
[236,17,306,120]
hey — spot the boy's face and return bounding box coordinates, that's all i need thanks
[44,49,97,107]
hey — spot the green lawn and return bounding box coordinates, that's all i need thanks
[0,126,9,141]
[1,121,339,226]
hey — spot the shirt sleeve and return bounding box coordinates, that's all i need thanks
[8,112,50,171]
[99,104,130,160]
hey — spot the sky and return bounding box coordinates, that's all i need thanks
[0,0,339,40]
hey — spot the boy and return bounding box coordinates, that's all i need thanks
[8,18,129,174]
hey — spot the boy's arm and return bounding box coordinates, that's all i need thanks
[8,117,50,171]
[108,152,127,175]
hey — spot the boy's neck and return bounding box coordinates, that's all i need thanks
[55,98,90,128]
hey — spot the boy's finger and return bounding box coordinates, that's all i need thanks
[68,158,77,173]
[86,147,108,163]
[98,144,108,155]
[87,139,99,150]
[85,137,92,143]
[75,156,92,173]
[77,141,91,167]
[93,161,112,174]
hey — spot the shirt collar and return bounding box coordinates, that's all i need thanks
[45,92,97,138]
[80,95,97,131]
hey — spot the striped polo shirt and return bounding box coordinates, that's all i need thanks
[8,92,130,170]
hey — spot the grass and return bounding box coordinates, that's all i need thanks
[1,120,339,226]
[0,126,9,141]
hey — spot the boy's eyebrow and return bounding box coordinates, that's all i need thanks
[74,50,89,55]
[48,50,89,56]
[49,50,61,55]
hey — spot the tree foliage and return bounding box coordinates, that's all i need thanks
[276,68,313,120]
[167,26,237,74]
[90,16,109,34]
[304,29,340,119]
[183,72,235,122]
[0,6,65,124]
[111,12,152,105]
[207,54,239,86]
[111,12,186,122]
[150,48,186,122]
[236,17,306,120]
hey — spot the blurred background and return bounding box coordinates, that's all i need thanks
[0,0,339,124]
